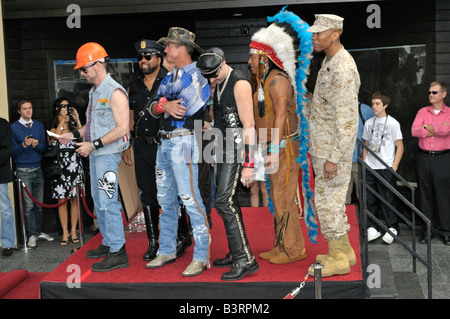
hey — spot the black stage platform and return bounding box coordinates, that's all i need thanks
[40,206,368,299]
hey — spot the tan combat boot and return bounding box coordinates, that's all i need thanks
[315,233,356,266]
[309,235,351,277]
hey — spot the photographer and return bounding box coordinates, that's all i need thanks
[362,91,404,244]
[49,98,84,246]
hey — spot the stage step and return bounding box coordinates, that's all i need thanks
[394,272,424,299]
[367,250,423,299]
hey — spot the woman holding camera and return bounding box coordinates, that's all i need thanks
[49,98,84,245]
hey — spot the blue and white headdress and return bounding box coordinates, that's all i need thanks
[251,6,318,243]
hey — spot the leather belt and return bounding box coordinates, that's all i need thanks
[159,130,194,140]
[418,148,449,156]
[136,135,157,144]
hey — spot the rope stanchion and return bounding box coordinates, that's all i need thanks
[22,183,69,208]
[16,179,29,251]
[75,182,85,246]
[80,188,96,219]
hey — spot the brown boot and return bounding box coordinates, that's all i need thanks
[259,245,281,260]
[310,236,351,277]
[315,233,356,266]
[269,250,307,264]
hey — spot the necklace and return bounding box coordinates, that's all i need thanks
[217,67,232,103]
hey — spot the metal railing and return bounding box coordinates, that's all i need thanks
[357,139,432,299]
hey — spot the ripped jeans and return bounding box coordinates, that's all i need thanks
[155,133,210,264]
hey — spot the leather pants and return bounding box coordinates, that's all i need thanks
[215,151,254,265]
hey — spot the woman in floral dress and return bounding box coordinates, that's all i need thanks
[49,98,84,245]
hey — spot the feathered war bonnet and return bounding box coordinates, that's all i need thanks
[250,7,319,243]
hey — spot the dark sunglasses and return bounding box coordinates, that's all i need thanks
[80,61,99,73]
[201,67,221,79]
[428,91,441,95]
[202,71,220,79]
[137,54,153,62]
[59,103,70,108]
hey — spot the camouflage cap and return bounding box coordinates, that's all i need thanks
[307,14,344,33]
[157,27,203,55]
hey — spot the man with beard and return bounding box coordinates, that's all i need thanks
[122,40,168,261]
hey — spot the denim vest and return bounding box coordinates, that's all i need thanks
[88,74,130,156]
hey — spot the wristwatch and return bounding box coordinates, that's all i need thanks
[93,140,100,149]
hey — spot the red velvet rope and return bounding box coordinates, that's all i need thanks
[22,185,69,208]
[22,184,96,219]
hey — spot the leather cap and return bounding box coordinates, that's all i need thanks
[197,47,225,78]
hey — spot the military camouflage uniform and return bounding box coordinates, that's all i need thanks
[308,46,360,240]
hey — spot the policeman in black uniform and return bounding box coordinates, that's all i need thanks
[124,39,192,260]
[123,40,167,261]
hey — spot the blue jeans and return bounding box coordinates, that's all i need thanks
[0,183,16,248]
[90,152,125,253]
[156,133,210,264]
[15,168,44,238]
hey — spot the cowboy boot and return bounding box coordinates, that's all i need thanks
[315,233,356,266]
[220,209,259,281]
[176,204,192,257]
[143,205,160,261]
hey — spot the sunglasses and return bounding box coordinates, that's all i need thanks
[202,71,220,79]
[80,61,99,73]
[59,103,70,108]
[428,91,441,95]
[137,54,153,62]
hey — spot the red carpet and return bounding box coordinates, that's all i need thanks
[0,270,47,299]
[40,205,365,298]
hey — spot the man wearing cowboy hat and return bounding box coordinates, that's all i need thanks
[146,27,211,277]
[306,14,360,277]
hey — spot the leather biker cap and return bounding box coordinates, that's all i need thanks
[197,47,225,78]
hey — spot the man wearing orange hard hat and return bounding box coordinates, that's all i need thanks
[60,42,131,272]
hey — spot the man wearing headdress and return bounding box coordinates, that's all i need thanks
[145,27,211,277]
[307,14,360,277]
[248,8,312,265]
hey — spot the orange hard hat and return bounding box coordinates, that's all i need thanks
[74,42,109,70]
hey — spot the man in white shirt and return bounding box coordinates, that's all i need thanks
[362,91,404,244]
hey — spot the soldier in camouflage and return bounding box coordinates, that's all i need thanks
[306,14,360,277]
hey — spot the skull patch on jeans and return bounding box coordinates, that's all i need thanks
[98,171,117,199]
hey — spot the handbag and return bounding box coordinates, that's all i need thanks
[44,141,59,158]
[43,141,62,179]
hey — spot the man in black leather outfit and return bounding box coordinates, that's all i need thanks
[197,48,259,281]
[123,39,192,260]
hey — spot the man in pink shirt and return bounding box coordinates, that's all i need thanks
[411,81,449,245]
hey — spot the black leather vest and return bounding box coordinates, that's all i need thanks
[213,69,248,136]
